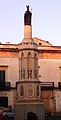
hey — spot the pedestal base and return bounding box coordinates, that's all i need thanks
[14,103,45,120]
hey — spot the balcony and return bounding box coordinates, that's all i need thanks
[41,82,54,90]
[58,82,61,89]
[0,82,11,90]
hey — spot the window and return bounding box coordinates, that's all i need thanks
[0,70,5,86]
[39,43,42,45]
[0,97,8,107]
[59,67,61,81]
[36,85,40,97]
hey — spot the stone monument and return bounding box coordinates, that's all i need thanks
[14,5,45,120]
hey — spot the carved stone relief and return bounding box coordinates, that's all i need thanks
[20,85,24,97]
[28,85,33,97]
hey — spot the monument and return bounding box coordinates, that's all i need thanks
[14,5,45,120]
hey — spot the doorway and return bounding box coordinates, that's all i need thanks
[27,112,38,120]
[0,97,8,107]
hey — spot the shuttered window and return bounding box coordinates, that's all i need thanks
[0,70,5,86]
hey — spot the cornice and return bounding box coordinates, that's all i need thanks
[39,50,61,53]
[19,48,38,52]
[0,48,18,52]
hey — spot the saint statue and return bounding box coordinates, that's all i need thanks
[28,68,32,79]
[24,5,32,25]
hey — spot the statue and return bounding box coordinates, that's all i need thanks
[24,5,32,25]
[28,68,32,79]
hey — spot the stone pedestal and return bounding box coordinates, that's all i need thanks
[14,102,45,120]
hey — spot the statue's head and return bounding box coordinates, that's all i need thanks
[26,5,29,11]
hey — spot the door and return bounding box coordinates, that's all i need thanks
[0,97,8,107]
[27,112,38,120]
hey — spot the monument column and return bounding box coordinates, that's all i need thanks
[14,5,45,120]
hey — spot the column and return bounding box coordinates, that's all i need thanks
[24,57,28,79]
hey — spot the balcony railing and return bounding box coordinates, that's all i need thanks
[41,82,54,90]
[0,82,11,90]
[58,82,61,89]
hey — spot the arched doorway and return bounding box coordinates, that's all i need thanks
[27,112,38,120]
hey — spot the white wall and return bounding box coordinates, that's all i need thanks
[0,58,19,87]
[38,59,61,87]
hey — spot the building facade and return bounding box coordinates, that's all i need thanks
[0,6,61,114]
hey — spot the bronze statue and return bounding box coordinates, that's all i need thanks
[24,5,32,25]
